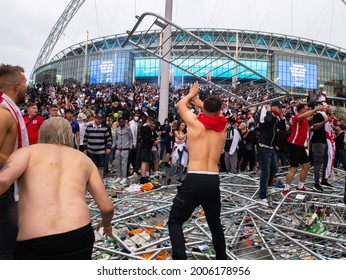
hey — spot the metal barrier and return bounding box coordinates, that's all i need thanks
[122,12,290,107]
[91,167,346,260]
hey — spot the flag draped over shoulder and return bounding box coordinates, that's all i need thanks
[0,92,29,201]
[319,111,335,179]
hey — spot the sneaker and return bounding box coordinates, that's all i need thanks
[114,177,122,184]
[119,178,127,185]
[128,173,138,179]
[176,178,183,183]
[313,184,323,193]
[321,181,333,187]
[281,189,292,199]
[258,198,269,208]
[166,178,172,185]
[296,186,308,192]
[140,177,151,184]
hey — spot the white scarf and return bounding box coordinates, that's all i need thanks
[0,92,29,201]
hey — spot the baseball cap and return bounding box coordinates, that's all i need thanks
[271,100,284,107]
[77,113,87,121]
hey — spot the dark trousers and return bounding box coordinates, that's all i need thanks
[168,173,227,260]
[134,143,142,174]
[311,143,328,184]
[241,150,256,171]
[219,153,226,172]
[128,147,137,174]
[276,151,288,170]
[15,223,94,260]
[0,186,18,260]
[334,149,346,171]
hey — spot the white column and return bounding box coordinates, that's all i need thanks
[82,30,89,84]
[158,0,173,124]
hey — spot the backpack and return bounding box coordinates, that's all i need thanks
[224,127,234,151]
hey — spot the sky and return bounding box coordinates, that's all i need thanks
[1,0,346,81]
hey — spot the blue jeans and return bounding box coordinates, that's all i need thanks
[334,149,346,171]
[168,149,183,178]
[0,186,18,259]
[159,140,166,160]
[257,147,278,199]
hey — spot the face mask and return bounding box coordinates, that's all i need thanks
[134,116,139,122]
[250,127,254,131]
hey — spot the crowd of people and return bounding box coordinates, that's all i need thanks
[0,63,345,260]
[21,79,346,181]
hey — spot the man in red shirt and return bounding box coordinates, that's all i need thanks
[24,103,44,145]
[282,103,323,197]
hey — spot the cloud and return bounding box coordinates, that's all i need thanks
[1,0,345,80]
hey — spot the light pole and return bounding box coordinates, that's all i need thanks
[158,0,173,124]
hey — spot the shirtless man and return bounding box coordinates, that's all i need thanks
[0,117,114,259]
[168,81,228,260]
[0,64,28,259]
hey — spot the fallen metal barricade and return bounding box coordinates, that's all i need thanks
[90,168,346,260]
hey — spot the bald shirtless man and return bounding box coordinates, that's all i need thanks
[168,81,228,260]
[0,64,28,259]
[0,117,114,259]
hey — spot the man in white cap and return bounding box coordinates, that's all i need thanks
[317,85,327,104]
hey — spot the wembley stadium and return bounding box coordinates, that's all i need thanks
[32,28,346,98]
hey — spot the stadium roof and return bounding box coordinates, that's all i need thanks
[50,28,346,63]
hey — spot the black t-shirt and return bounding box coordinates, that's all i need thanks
[311,112,327,144]
[140,124,155,148]
[159,124,172,142]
